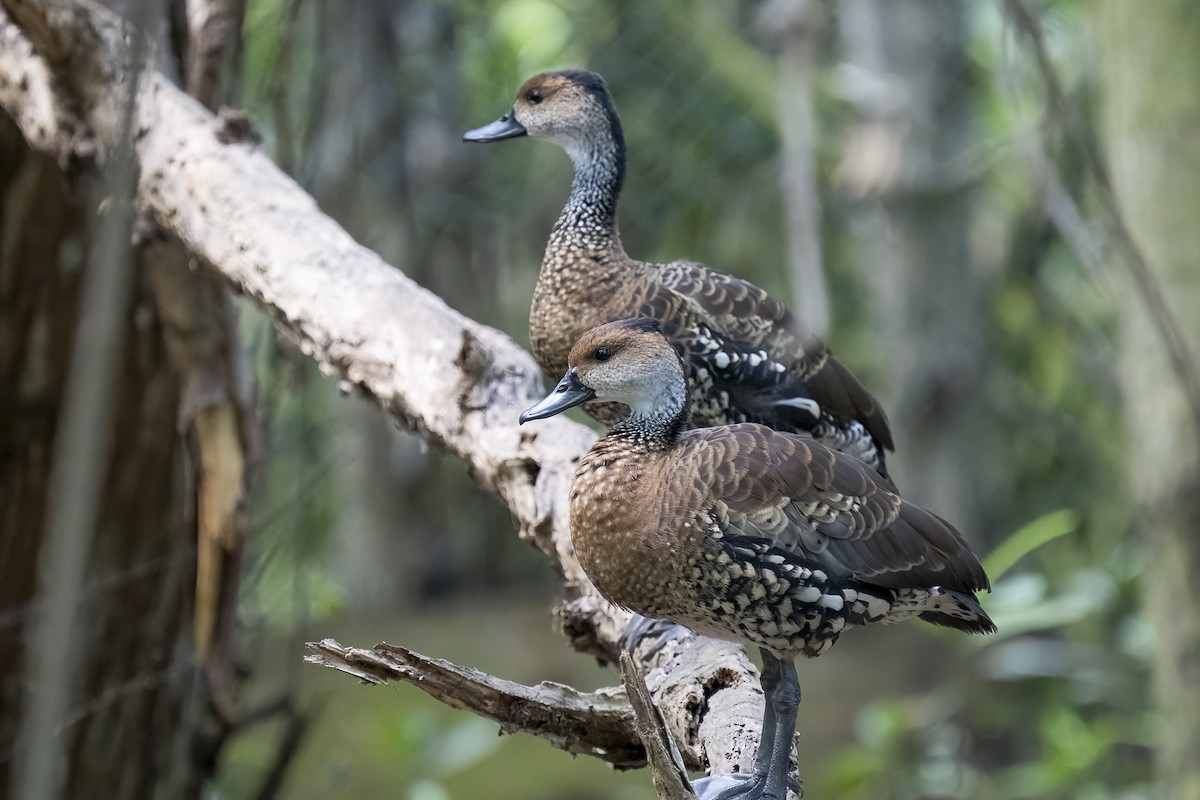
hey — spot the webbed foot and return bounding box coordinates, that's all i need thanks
[692,771,765,799]
[691,771,801,800]
[619,613,685,658]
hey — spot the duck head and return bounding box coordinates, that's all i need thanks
[464,70,625,172]
[520,318,687,425]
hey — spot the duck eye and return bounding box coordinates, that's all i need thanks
[527,88,543,104]
[593,347,613,362]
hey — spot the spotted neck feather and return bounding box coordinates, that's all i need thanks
[548,114,627,261]
[610,365,691,449]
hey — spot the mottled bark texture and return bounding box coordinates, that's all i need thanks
[0,0,769,784]
[1098,2,1200,797]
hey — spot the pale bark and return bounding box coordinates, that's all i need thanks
[1098,2,1200,796]
[0,0,767,782]
[619,653,698,800]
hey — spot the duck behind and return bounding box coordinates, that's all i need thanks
[467,70,896,480]
[520,318,994,800]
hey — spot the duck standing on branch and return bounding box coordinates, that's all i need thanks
[519,319,994,800]
[466,70,895,480]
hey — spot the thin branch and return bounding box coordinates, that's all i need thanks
[1041,166,1105,282]
[305,639,647,769]
[251,698,312,800]
[620,653,698,800]
[1001,0,1200,438]
[0,1,766,779]
[1015,130,1109,289]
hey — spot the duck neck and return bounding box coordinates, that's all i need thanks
[548,118,627,261]
[610,375,690,450]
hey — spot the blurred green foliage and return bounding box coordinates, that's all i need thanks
[222,0,1156,797]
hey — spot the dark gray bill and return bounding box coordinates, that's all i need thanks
[520,368,596,423]
[463,109,527,142]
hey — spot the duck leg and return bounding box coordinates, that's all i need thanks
[761,657,800,799]
[691,651,799,799]
[751,650,783,779]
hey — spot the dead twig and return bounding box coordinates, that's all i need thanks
[305,639,646,769]
[620,653,698,800]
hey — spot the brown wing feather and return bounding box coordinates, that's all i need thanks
[642,261,894,450]
[805,355,895,451]
[682,425,988,594]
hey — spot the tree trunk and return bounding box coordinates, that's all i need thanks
[835,0,990,533]
[0,115,205,798]
[759,0,830,336]
[2,0,254,791]
[149,0,254,718]
[1098,2,1200,797]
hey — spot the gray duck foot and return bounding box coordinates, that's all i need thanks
[691,772,801,800]
[619,613,684,658]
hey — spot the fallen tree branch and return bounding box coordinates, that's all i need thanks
[0,0,765,780]
[306,639,646,769]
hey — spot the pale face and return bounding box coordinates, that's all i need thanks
[569,324,685,416]
[519,320,686,426]
[511,73,612,148]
